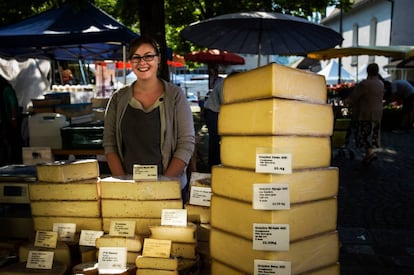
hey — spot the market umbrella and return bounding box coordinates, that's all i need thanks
[181,11,343,66]
[184,49,245,65]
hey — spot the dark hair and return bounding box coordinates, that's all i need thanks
[367,63,379,77]
[128,35,160,60]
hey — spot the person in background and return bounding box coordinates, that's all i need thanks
[389,79,414,132]
[61,68,75,85]
[103,36,195,194]
[345,63,385,165]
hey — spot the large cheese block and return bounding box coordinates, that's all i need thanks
[33,216,102,232]
[210,229,339,275]
[185,204,210,224]
[136,269,178,275]
[36,159,99,182]
[30,201,100,217]
[222,63,327,104]
[211,260,340,275]
[0,261,67,275]
[220,136,331,170]
[211,195,337,241]
[102,218,161,235]
[149,223,197,243]
[18,242,71,267]
[28,179,99,200]
[95,234,144,252]
[100,177,181,200]
[219,99,333,136]
[211,166,338,204]
[170,242,197,259]
[135,256,196,271]
[101,200,183,218]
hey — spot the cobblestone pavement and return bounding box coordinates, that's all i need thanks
[332,130,414,275]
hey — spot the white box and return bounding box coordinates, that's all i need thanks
[28,113,68,149]
[22,147,53,165]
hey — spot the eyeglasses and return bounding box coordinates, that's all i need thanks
[130,54,158,63]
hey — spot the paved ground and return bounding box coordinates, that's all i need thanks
[332,129,414,274]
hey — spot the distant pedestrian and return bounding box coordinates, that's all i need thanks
[389,79,414,132]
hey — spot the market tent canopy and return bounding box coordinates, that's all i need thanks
[0,2,138,60]
[307,45,414,60]
[317,60,355,85]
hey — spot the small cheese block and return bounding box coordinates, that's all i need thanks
[185,204,210,224]
[30,201,100,217]
[211,195,337,241]
[36,159,99,182]
[28,179,99,201]
[135,256,178,271]
[79,246,97,263]
[170,242,197,259]
[211,166,338,204]
[220,136,331,170]
[18,241,71,267]
[210,229,339,275]
[100,177,181,200]
[136,269,178,275]
[95,235,144,252]
[149,223,197,243]
[0,261,67,275]
[102,218,161,235]
[33,216,102,232]
[222,63,327,104]
[101,200,183,218]
[219,99,333,136]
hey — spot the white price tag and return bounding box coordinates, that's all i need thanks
[133,164,158,181]
[52,223,76,241]
[161,209,187,226]
[109,220,136,237]
[189,186,212,206]
[98,247,127,272]
[254,260,291,275]
[26,251,54,269]
[256,153,292,174]
[253,223,289,251]
[79,230,104,246]
[253,183,290,210]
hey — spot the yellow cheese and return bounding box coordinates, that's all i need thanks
[210,229,339,275]
[95,234,144,252]
[170,242,197,259]
[30,201,100,217]
[307,264,340,275]
[211,195,337,241]
[0,261,67,275]
[219,99,333,136]
[100,177,181,200]
[185,204,211,224]
[136,269,178,275]
[102,218,161,235]
[135,256,178,270]
[33,216,102,232]
[28,179,99,200]
[101,200,183,218]
[18,241,71,267]
[149,223,197,243]
[220,136,331,170]
[222,63,327,104]
[36,159,99,182]
[211,166,338,204]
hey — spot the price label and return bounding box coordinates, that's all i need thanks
[34,231,58,248]
[52,223,76,241]
[161,209,187,226]
[133,164,158,181]
[79,230,104,246]
[256,153,292,174]
[189,186,212,206]
[253,183,290,210]
[142,238,172,258]
[26,251,54,269]
[98,247,127,271]
[253,223,289,251]
[254,260,291,275]
[109,220,136,237]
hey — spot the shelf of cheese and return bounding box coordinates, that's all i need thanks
[219,98,333,136]
[28,179,99,201]
[32,217,102,232]
[210,228,339,275]
[36,159,99,182]
[222,63,327,104]
[101,200,183,218]
[149,223,197,244]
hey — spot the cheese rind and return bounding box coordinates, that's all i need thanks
[219,99,333,136]
[211,195,337,241]
[136,269,178,275]
[220,136,331,170]
[101,200,183,218]
[33,216,102,232]
[222,63,327,104]
[100,177,181,200]
[102,218,161,235]
[185,204,211,224]
[135,256,178,271]
[30,201,100,217]
[95,234,144,252]
[170,242,197,259]
[28,179,99,200]
[211,166,338,204]
[149,223,197,243]
[210,229,339,275]
[36,159,99,182]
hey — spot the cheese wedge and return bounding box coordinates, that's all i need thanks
[95,234,144,252]
[210,229,339,275]
[36,159,99,182]
[211,195,337,241]
[101,200,183,218]
[19,241,71,267]
[28,179,99,201]
[170,242,197,259]
[222,63,327,104]
[185,204,211,224]
[33,216,102,232]
[211,166,338,204]
[220,136,331,170]
[149,223,197,243]
[100,177,181,200]
[0,261,67,275]
[219,99,333,136]
[136,269,178,275]
[30,201,100,217]
[102,218,161,235]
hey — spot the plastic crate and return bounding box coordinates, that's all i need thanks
[61,122,103,149]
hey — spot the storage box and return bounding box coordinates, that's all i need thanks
[22,147,53,165]
[55,103,93,118]
[44,92,71,105]
[28,113,68,149]
[61,122,104,149]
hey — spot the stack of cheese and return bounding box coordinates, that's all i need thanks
[99,176,183,236]
[135,223,198,274]
[95,234,144,265]
[210,64,340,274]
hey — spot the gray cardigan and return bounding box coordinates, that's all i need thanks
[103,79,195,185]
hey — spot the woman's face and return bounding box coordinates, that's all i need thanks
[130,43,159,80]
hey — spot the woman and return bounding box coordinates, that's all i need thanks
[103,36,195,189]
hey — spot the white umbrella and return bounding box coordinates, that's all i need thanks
[318,60,355,85]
